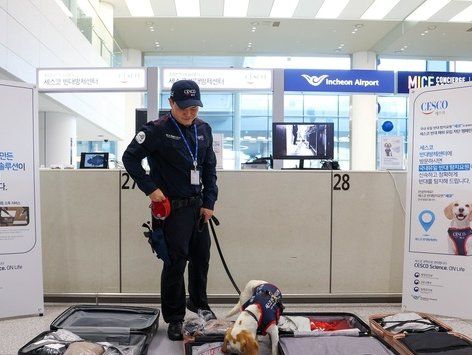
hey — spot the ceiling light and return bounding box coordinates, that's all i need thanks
[406,0,451,21]
[450,4,472,22]
[175,0,200,17]
[54,0,73,17]
[125,0,154,17]
[361,0,400,20]
[224,0,249,17]
[270,0,300,18]
[316,0,349,19]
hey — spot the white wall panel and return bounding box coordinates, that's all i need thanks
[6,49,35,82]
[331,172,406,294]
[39,19,65,57]
[0,9,6,46]
[39,43,61,67]
[8,0,42,39]
[7,16,40,67]
[0,44,7,70]
[40,170,121,293]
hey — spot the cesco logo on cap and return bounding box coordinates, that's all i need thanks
[184,89,197,96]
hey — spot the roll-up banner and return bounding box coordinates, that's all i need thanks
[0,81,44,318]
[403,82,472,319]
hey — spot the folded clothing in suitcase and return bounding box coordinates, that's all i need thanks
[369,312,472,355]
[18,305,160,355]
[278,312,396,355]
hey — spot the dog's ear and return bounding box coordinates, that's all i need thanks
[238,330,259,355]
[221,326,233,353]
[444,202,454,220]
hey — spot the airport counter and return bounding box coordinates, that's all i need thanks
[40,169,406,301]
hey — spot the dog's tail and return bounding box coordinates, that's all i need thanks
[225,302,241,318]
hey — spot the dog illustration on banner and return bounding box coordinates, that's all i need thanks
[444,201,472,256]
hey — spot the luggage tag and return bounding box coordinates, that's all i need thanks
[191,161,200,185]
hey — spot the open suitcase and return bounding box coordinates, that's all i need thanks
[278,312,397,355]
[369,312,472,354]
[183,311,396,355]
[18,305,160,355]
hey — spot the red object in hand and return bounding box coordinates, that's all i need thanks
[151,198,171,220]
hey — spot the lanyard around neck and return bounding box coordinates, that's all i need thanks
[170,114,198,169]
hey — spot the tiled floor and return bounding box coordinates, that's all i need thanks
[2,303,472,355]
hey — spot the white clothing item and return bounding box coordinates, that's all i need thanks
[278,315,311,332]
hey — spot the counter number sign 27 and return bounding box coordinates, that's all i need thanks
[121,172,136,189]
[333,173,350,191]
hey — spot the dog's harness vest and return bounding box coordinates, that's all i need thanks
[447,227,472,256]
[241,283,284,335]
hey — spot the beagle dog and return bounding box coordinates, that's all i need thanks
[444,201,472,255]
[222,280,283,355]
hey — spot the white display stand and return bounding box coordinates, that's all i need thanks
[403,82,472,319]
[0,81,44,318]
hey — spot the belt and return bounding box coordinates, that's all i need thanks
[170,196,202,210]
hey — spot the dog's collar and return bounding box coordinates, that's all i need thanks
[244,309,259,324]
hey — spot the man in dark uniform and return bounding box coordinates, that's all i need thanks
[122,80,218,341]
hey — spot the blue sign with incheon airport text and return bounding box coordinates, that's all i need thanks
[284,69,395,93]
[397,71,472,94]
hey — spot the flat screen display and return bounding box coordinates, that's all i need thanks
[272,122,334,160]
[79,152,109,169]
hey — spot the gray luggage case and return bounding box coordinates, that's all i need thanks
[18,305,160,355]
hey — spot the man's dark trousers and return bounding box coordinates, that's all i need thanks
[156,202,211,323]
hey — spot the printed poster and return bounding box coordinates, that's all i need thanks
[379,135,404,170]
[403,82,472,319]
[0,81,44,318]
[212,133,223,170]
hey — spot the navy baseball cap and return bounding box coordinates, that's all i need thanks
[170,80,203,109]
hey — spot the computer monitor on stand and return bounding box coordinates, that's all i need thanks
[272,122,334,169]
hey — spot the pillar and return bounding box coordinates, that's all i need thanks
[42,112,77,168]
[350,51,378,170]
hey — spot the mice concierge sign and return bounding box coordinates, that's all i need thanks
[403,82,472,319]
[0,81,43,319]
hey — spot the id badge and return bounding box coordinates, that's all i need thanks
[190,169,200,185]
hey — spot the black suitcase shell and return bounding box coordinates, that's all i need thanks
[18,305,159,355]
[369,312,472,355]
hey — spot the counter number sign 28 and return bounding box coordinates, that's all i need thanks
[333,173,350,191]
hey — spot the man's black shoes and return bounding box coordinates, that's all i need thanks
[186,301,217,320]
[167,321,183,341]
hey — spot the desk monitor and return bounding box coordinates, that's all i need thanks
[272,122,334,160]
[79,152,109,169]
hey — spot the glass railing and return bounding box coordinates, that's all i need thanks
[56,0,122,66]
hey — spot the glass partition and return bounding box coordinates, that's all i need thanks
[56,0,122,66]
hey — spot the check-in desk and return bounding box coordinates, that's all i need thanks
[40,169,406,300]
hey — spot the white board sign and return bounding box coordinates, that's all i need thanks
[37,67,147,92]
[162,68,272,90]
[0,81,44,318]
[403,82,472,319]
